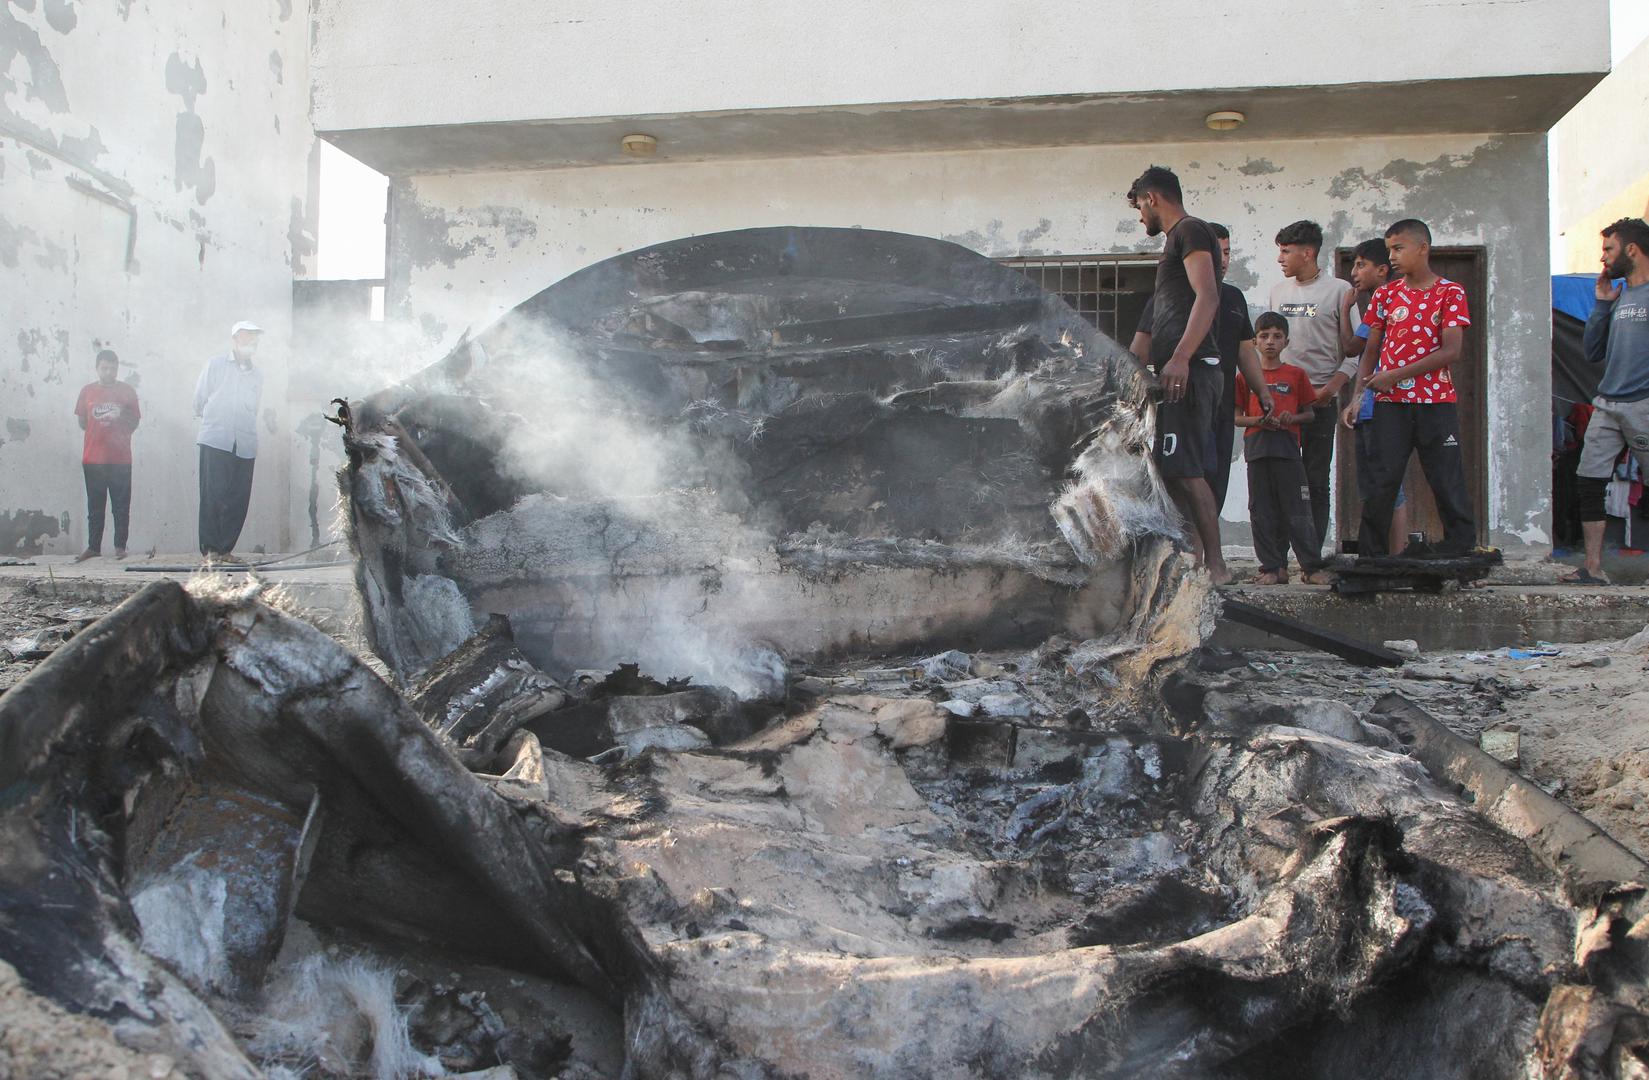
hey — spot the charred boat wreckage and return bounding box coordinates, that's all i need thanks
[3,228,1648,1079]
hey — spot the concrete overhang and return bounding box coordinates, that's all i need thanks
[320,73,1603,176]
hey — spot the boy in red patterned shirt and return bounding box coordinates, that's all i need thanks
[1340,219,1476,555]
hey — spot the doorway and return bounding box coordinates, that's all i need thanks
[1333,246,1489,551]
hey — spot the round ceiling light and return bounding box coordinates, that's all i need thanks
[1204,110,1246,132]
[621,133,658,156]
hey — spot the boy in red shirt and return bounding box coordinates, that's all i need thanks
[72,349,141,561]
[1237,312,1332,584]
[1341,219,1476,556]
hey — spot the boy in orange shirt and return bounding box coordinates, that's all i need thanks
[1237,313,1332,584]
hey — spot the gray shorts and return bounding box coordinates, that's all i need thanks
[1578,395,1649,479]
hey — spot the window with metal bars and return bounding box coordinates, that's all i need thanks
[999,255,1159,344]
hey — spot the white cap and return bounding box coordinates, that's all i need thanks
[230,320,264,336]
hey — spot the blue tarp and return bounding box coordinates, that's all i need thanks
[1553,274,1611,321]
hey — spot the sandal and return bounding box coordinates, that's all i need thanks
[1560,568,1611,586]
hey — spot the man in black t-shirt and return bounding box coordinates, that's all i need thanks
[1130,222,1265,514]
[1127,165,1268,584]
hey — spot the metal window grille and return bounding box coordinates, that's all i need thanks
[999,255,1158,343]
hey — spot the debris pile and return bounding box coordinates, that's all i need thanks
[2,228,1647,1078]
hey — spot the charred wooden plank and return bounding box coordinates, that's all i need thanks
[1219,596,1405,667]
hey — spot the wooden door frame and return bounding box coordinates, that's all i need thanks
[1332,245,1490,550]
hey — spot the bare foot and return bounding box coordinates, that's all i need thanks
[1207,563,1235,586]
[1254,570,1286,585]
[72,549,98,563]
[1301,569,1334,586]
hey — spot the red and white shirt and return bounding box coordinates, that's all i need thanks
[1361,277,1470,404]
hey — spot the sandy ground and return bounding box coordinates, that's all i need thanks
[1213,629,1649,861]
[0,960,188,1080]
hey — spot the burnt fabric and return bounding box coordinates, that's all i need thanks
[82,463,131,552]
[1248,456,1322,573]
[198,444,255,556]
[1359,402,1475,556]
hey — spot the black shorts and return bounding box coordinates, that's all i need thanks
[1153,358,1222,480]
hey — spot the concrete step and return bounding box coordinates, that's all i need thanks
[1212,583,1649,653]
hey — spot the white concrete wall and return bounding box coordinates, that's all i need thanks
[1,0,314,555]
[313,0,1605,130]
[381,133,1553,552]
[1552,34,1649,272]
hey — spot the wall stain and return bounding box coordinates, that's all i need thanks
[23,149,51,171]
[1238,158,1283,177]
[36,236,67,272]
[41,0,75,34]
[392,182,495,271]
[163,52,206,108]
[5,417,31,441]
[268,49,282,85]
[1016,218,1053,252]
[275,0,291,21]
[1224,255,1259,291]
[0,215,40,269]
[0,3,71,114]
[165,52,215,203]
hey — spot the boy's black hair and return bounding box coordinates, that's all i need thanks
[1254,311,1289,336]
[1603,217,1649,257]
[1352,238,1391,271]
[1208,222,1230,240]
[1127,165,1182,207]
[1274,220,1323,251]
[1385,218,1432,244]
[95,349,119,366]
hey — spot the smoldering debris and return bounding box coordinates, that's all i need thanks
[4,226,1649,1078]
[3,577,1648,1078]
[333,227,1178,691]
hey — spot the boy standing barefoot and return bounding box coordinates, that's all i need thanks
[1238,313,1332,584]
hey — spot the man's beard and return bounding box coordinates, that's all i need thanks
[1143,215,1162,238]
[1608,252,1633,280]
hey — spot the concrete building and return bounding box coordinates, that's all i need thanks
[0,0,315,556]
[310,0,1610,556]
[1552,33,1649,274]
[4,1,1612,556]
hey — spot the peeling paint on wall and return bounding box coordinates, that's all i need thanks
[6,417,32,441]
[391,180,494,272]
[0,216,38,268]
[268,49,282,84]
[165,51,215,203]
[41,0,76,35]
[1237,158,1283,176]
[0,4,72,113]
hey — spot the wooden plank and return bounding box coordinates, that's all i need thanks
[1218,596,1406,667]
